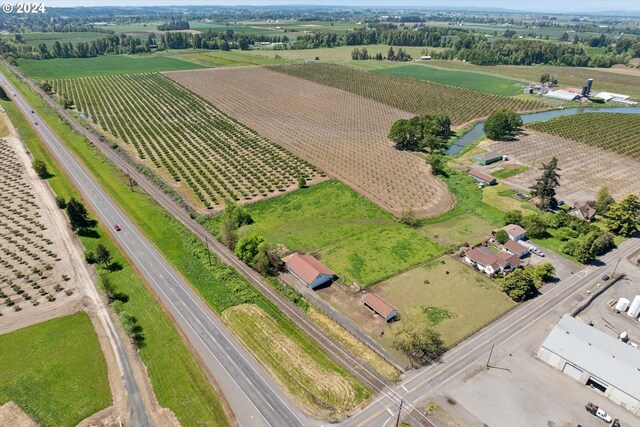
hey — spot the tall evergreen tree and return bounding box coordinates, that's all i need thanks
[529,157,561,210]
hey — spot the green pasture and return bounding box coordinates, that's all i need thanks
[375,256,515,347]
[0,313,111,427]
[180,50,288,67]
[375,64,526,96]
[17,55,206,80]
[2,31,108,48]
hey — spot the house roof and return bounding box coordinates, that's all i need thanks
[363,293,397,319]
[473,151,502,161]
[541,315,640,399]
[572,204,596,220]
[496,251,522,268]
[283,253,335,285]
[503,224,526,238]
[466,247,499,268]
[468,169,496,183]
[504,239,527,254]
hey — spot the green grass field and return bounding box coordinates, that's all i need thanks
[17,55,207,79]
[1,72,229,426]
[247,44,430,62]
[421,212,495,247]
[204,180,444,285]
[490,165,530,179]
[0,313,111,426]
[3,65,367,416]
[375,256,516,347]
[1,31,108,48]
[374,64,526,96]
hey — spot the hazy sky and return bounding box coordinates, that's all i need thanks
[44,1,640,13]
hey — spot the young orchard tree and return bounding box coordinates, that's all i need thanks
[529,157,561,210]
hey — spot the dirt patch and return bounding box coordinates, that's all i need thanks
[483,130,640,202]
[166,67,454,218]
[0,402,38,427]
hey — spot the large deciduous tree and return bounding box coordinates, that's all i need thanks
[529,157,561,210]
[65,198,91,231]
[604,194,640,237]
[501,268,537,302]
[388,115,452,152]
[484,109,523,140]
[392,312,445,368]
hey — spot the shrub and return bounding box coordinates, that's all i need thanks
[55,196,67,209]
[85,250,96,264]
[495,229,509,244]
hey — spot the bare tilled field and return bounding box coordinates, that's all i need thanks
[0,115,83,325]
[483,130,640,201]
[167,67,453,218]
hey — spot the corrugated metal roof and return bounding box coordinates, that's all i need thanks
[468,169,495,183]
[543,90,579,101]
[473,151,502,161]
[363,293,397,319]
[283,253,335,285]
[541,315,640,399]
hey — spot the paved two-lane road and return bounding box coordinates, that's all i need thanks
[0,72,310,427]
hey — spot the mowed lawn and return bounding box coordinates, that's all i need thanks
[0,312,111,426]
[375,256,515,346]
[206,180,444,285]
[374,64,526,96]
[17,55,207,79]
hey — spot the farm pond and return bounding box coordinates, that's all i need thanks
[447,106,640,155]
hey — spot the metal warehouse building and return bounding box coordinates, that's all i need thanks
[537,315,640,415]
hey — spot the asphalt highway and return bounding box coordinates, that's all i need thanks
[0,71,309,427]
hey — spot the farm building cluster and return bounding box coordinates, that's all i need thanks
[464,224,532,276]
[524,78,637,105]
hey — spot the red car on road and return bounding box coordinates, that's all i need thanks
[114,224,121,232]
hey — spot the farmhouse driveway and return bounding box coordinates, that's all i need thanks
[527,247,581,282]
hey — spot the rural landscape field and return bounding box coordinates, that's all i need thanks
[2,3,640,427]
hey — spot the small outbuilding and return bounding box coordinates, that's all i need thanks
[503,239,529,258]
[362,293,398,322]
[471,151,504,165]
[468,169,497,185]
[502,224,527,241]
[568,203,597,221]
[283,253,336,290]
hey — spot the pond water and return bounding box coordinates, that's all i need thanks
[446,106,640,155]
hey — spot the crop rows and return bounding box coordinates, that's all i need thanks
[0,139,73,315]
[268,63,548,127]
[52,73,322,209]
[528,113,640,160]
[167,67,454,218]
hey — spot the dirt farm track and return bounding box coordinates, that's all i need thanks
[166,67,453,218]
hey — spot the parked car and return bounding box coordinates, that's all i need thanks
[612,418,620,427]
[602,274,611,281]
[585,403,612,423]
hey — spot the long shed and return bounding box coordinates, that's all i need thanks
[283,253,336,290]
[362,293,398,322]
[472,151,503,165]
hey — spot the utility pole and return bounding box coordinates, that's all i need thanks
[486,343,495,369]
[206,235,211,266]
[612,257,622,278]
[395,398,404,427]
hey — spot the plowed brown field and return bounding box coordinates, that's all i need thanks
[166,67,453,218]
